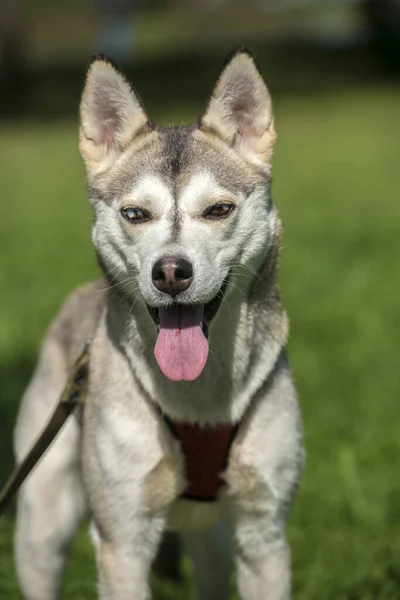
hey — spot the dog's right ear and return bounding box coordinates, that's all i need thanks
[79,56,153,172]
[199,48,275,171]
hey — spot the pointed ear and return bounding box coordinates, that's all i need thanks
[79,56,153,171]
[199,48,276,170]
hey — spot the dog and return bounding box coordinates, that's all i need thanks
[13,48,303,600]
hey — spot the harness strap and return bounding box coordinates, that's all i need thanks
[164,416,238,502]
[0,342,90,516]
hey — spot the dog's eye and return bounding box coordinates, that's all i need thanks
[121,207,150,223]
[204,203,235,220]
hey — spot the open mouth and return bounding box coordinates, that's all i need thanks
[146,274,230,382]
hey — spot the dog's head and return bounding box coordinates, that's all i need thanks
[79,48,277,382]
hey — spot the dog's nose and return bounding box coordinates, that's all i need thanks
[152,257,193,297]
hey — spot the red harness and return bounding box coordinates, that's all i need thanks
[165,417,238,502]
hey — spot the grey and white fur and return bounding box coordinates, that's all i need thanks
[13,48,304,600]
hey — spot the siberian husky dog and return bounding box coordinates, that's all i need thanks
[14,49,303,600]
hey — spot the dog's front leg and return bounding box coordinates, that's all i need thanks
[88,446,184,600]
[226,362,303,600]
[82,389,184,600]
[233,512,291,600]
[91,514,166,600]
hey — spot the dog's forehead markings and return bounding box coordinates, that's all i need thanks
[158,126,194,180]
[158,126,194,241]
[131,175,173,208]
[130,172,183,243]
[179,172,222,211]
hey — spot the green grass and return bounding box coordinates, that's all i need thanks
[1,85,400,599]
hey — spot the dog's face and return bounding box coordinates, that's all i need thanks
[79,49,277,382]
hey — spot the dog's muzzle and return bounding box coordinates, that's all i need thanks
[146,273,231,382]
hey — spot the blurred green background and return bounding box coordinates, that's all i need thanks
[1,1,400,598]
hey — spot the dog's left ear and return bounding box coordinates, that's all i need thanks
[199,48,276,170]
[79,56,153,172]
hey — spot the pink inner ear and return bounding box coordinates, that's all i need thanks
[103,127,114,150]
[235,109,255,142]
[101,117,117,151]
[231,94,255,140]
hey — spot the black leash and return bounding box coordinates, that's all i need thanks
[0,342,91,516]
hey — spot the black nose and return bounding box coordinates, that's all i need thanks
[152,257,193,297]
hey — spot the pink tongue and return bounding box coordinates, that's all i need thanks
[154,305,209,382]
